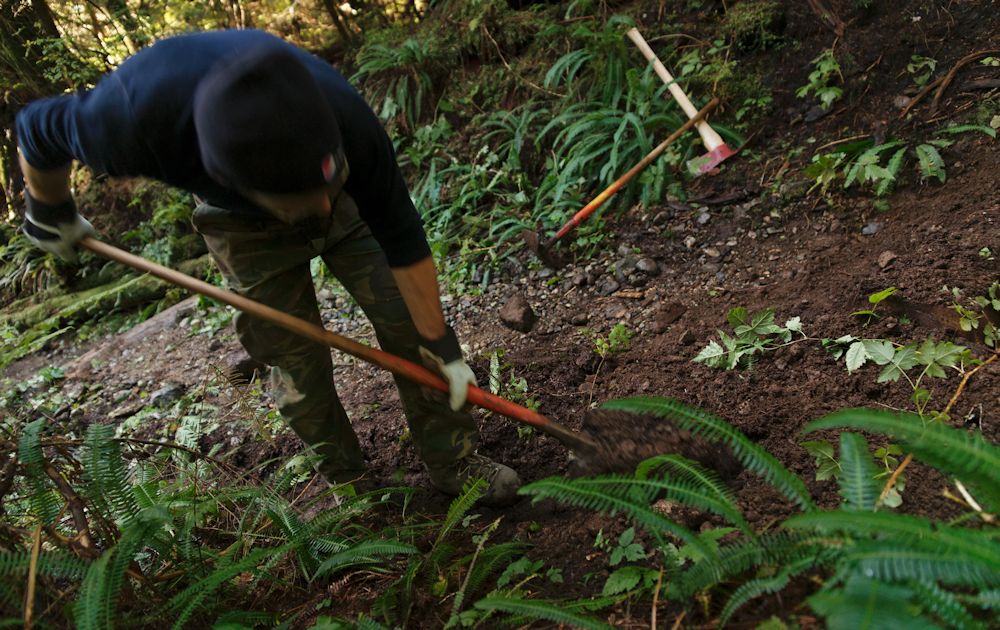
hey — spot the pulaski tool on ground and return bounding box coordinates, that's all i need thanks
[626,28,737,176]
[81,236,736,476]
[523,97,719,268]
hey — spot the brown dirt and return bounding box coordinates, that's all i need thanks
[5,1,999,627]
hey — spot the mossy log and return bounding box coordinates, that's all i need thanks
[0,254,214,332]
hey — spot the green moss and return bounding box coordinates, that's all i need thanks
[723,0,786,50]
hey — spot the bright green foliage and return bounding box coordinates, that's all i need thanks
[823,335,973,384]
[6,415,416,627]
[796,49,843,109]
[515,397,998,628]
[806,124,995,197]
[474,595,615,629]
[693,307,804,370]
[806,408,1000,511]
[602,396,815,510]
[352,38,445,131]
[836,433,880,511]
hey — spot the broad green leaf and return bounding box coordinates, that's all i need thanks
[845,342,868,373]
[878,346,919,383]
[802,440,840,481]
[869,287,898,304]
[861,340,895,365]
[602,566,644,595]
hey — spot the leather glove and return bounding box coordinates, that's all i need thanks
[418,325,477,412]
[22,191,95,263]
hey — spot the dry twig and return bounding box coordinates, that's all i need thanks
[878,350,999,504]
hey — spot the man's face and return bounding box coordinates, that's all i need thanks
[245,181,340,225]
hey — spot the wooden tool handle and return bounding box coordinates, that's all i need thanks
[79,236,596,451]
[548,97,719,244]
[626,28,726,151]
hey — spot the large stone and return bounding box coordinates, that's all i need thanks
[498,293,537,333]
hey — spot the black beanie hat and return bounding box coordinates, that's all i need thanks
[194,44,345,193]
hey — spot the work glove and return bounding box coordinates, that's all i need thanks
[418,326,477,412]
[22,191,95,264]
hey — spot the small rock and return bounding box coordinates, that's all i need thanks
[703,247,721,259]
[696,212,711,225]
[498,293,537,333]
[595,277,620,296]
[317,288,334,303]
[893,95,912,109]
[150,382,185,407]
[652,303,687,334]
[569,313,589,326]
[636,258,659,275]
[652,210,672,225]
[569,270,592,287]
[683,236,697,249]
[862,222,882,236]
[877,250,897,269]
[112,389,132,403]
[678,329,696,346]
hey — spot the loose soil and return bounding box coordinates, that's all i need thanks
[5,2,999,627]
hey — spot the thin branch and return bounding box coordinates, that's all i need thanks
[651,565,664,629]
[930,49,1000,114]
[24,524,42,630]
[878,349,999,504]
[482,25,565,98]
[42,460,98,557]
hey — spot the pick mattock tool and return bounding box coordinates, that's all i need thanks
[626,28,735,176]
[79,237,609,458]
[523,97,719,268]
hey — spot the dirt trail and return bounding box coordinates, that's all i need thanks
[5,2,999,625]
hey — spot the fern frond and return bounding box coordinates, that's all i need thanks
[845,541,1000,588]
[520,476,711,558]
[17,418,62,524]
[808,575,938,630]
[719,555,818,628]
[602,397,814,510]
[76,506,171,630]
[433,479,486,550]
[965,589,1000,610]
[0,549,89,579]
[813,409,1000,510]
[670,532,831,599]
[83,424,140,527]
[783,511,1000,569]
[165,543,296,629]
[314,540,418,580]
[837,433,879,511]
[461,542,527,600]
[909,580,985,630]
[636,454,752,536]
[474,595,614,630]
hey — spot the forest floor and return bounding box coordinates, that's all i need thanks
[4,1,1000,627]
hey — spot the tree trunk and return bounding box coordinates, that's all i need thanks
[318,0,354,45]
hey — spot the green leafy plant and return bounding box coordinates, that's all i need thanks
[518,397,999,628]
[806,125,995,197]
[4,417,416,628]
[694,307,804,370]
[850,286,897,323]
[796,49,843,109]
[906,55,937,87]
[948,282,1000,348]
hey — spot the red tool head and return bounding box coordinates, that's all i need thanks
[686,143,736,176]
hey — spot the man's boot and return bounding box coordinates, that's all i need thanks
[427,452,521,507]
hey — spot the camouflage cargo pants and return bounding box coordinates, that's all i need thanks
[192,194,479,481]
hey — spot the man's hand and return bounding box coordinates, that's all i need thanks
[22,191,95,263]
[419,326,477,411]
